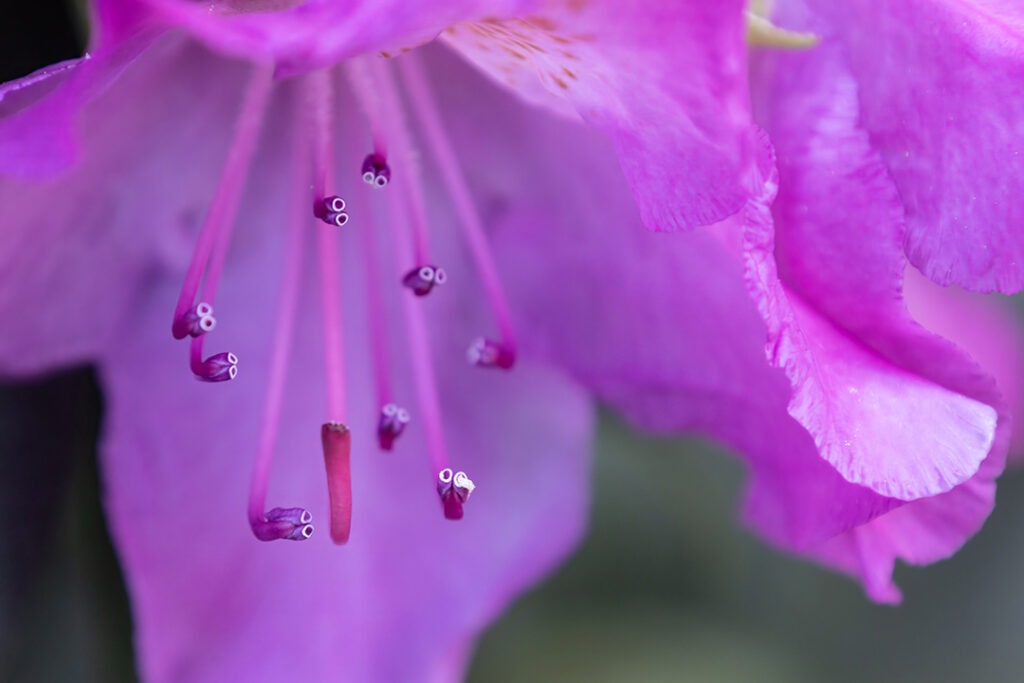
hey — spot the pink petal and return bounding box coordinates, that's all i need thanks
[807,0,1024,293]
[444,0,750,229]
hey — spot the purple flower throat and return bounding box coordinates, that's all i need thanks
[168,56,507,546]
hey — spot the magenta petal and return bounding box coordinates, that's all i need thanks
[134,0,536,74]
[747,13,1014,599]
[739,180,996,501]
[749,12,1004,501]
[807,0,1024,293]
[444,1,750,229]
[455,67,884,547]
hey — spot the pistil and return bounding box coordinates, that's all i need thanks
[307,69,353,544]
[321,421,353,544]
[363,58,436,267]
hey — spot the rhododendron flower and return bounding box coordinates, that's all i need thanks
[1,0,1022,680]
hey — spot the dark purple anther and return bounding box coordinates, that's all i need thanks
[402,265,447,297]
[466,337,515,370]
[172,302,217,340]
[194,351,239,382]
[252,507,314,541]
[377,402,410,451]
[361,153,391,188]
[313,195,350,228]
[436,468,475,521]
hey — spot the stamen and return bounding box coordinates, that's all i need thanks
[398,55,518,369]
[343,60,390,162]
[361,153,391,188]
[436,468,476,520]
[392,201,448,475]
[342,62,394,189]
[173,301,217,339]
[353,175,412,450]
[248,117,313,543]
[321,421,353,545]
[313,195,350,227]
[385,157,477,519]
[466,337,515,370]
[189,340,238,382]
[253,507,315,542]
[171,63,274,340]
[402,264,447,297]
[377,402,411,451]
[357,58,435,266]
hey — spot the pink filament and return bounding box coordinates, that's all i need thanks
[398,56,518,350]
[188,335,205,375]
[385,173,450,475]
[247,116,309,529]
[343,60,389,159]
[173,63,275,329]
[356,185,394,408]
[360,58,434,266]
[306,69,348,421]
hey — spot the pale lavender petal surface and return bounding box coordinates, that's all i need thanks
[806,0,1024,293]
[0,36,247,375]
[444,0,751,230]
[100,225,591,682]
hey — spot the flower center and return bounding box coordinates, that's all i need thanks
[170,52,518,544]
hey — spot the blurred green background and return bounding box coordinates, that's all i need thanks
[4,3,1024,682]
[3,371,1024,682]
